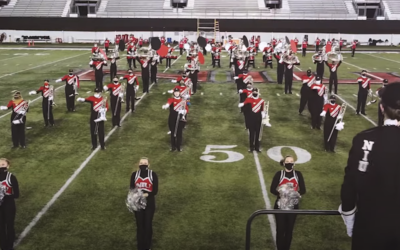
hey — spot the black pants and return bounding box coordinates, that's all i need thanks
[352,48,356,57]
[265,61,273,69]
[302,48,306,57]
[126,86,136,112]
[0,199,16,250]
[212,55,215,67]
[169,115,184,150]
[247,59,255,69]
[142,74,149,93]
[310,96,323,129]
[248,114,262,150]
[166,58,172,68]
[324,119,338,151]
[378,102,384,126]
[151,65,157,84]
[329,73,338,94]
[243,106,251,129]
[316,64,324,79]
[213,59,220,68]
[179,48,183,55]
[316,45,320,52]
[42,99,54,126]
[284,69,293,94]
[65,85,75,111]
[190,73,198,93]
[275,211,297,250]
[299,84,310,114]
[11,122,25,147]
[127,58,135,70]
[110,64,117,82]
[90,120,105,148]
[95,71,103,90]
[134,201,155,250]
[105,47,109,54]
[110,98,121,127]
[277,64,284,84]
[357,90,368,114]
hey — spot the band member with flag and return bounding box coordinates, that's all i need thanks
[120,70,140,113]
[274,52,284,85]
[104,78,123,127]
[325,58,342,94]
[162,88,188,152]
[0,91,29,148]
[351,40,357,57]
[301,40,308,57]
[127,42,136,69]
[104,38,110,54]
[376,79,389,126]
[108,53,120,82]
[280,52,300,94]
[130,157,158,250]
[166,44,174,68]
[299,70,315,115]
[0,158,19,250]
[339,82,400,250]
[356,70,370,115]
[56,69,79,112]
[150,52,160,84]
[270,155,306,250]
[238,82,254,129]
[320,95,344,152]
[29,80,55,126]
[313,51,325,79]
[89,53,108,89]
[137,56,151,93]
[77,88,108,150]
[238,88,266,152]
[315,37,321,52]
[309,76,327,129]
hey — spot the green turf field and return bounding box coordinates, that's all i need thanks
[0,46,397,250]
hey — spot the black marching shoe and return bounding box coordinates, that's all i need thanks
[356,112,360,115]
[20,146,26,149]
[91,146,97,150]
[170,148,176,152]
[101,146,106,150]
[177,148,183,152]
[255,148,261,152]
[361,113,367,116]
[248,148,254,152]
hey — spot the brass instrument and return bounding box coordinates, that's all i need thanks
[328,102,347,142]
[367,89,377,105]
[94,95,107,130]
[312,53,324,62]
[114,83,125,116]
[259,100,271,141]
[282,54,299,64]
[12,99,30,125]
[174,99,187,137]
[91,52,104,61]
[325,42,342,63]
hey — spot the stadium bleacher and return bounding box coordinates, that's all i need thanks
[0,0,68,16]
[97,0,166,17]
[385,0,400,19]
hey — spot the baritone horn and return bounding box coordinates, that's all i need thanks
[327,102,347,142]
[259,100,271,141]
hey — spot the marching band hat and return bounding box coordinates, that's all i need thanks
[13,91,22,100]
[307,69,312,74]
[381,82,400,109]
[316,76,321,81]
[173,88,180,92]
[329,95,336,100]
[69,69,73,73]
[252,88,259,92]
[362,70,367,73]
[383,79,389,85]
[44,79,49,82]
[94,87,101,93]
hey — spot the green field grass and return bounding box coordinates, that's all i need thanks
[0,47,396,250]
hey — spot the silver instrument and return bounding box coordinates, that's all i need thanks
[259,100,271,141]
[94,96,107,135]
[126,188,147,212]
[174,99,187,137]
[328,102,347,141]
[277,183,301,210]
[12,100,30,125]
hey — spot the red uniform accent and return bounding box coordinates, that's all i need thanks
[106,83,122,96]
[310,83,326,96]
[236,60,245,70]
[37,86,51,98]
[352,42,357,49]
[327,41,332,46]
[123,74,139,86]
[91,60,106,70]
[104,39,110,48]
[135,175,153,192]
[7,100,28,113]
[161,37,166,45]
[166,97,189,113]
[294,38,299,46]
[302,75,315,86]
[316,39,320,46]
[115,37,120,45]
[238,73,252,84]
[91,47,99,53]
[326,63,340,72]
[340,40,344,46]
[179,41,184,48]
[61,74,79,88]
[242,88,254,98]
[357,77,371,89]
[139,38,143,46]
[302,41,307,48]
[0,172,13,195]
[243,97,264,113]
[279,171,299,191]
[323,103,341,118]
[85,96,109,112]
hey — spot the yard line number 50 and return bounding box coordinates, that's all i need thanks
[200,145,311,164]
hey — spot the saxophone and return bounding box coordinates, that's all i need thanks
[94,96,107,123]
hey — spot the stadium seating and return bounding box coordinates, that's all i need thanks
[384,0,400,19]
[0,0,68,16]
[97,0,166,17]
[287,0,352,14]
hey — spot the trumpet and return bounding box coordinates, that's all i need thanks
[328,102,347,142]
[174,99,187,137]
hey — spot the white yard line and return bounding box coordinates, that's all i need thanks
[253,151,277,245]
[341,60,384,81]
[0,54,26,62]
[15,51,183,247]
[0,52,88,79]
[365,53,400,64]
[334,94,377,126]
[0,70,92,120]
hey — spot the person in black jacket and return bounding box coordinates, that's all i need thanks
[0,158,19,250]
[270,156,306,250]
[339,82,400,250]
[130,157,158,250]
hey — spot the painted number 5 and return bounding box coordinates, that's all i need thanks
[200,145,244,163]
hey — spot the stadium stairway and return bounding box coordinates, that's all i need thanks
[384,0,400,20]
[97,0,166,18]
[0,0,67,16]
[344,1,357,15]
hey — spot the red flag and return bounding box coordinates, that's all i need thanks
[325,43,332,53]
[198,52,205,65]
[99,48,108,60]
[290,40,297,53]
[157,45,169,57]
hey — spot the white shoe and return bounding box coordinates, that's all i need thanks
[167,131,171,134]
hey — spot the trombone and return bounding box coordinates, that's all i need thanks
[327,103,347,142]
[259,101,271,141]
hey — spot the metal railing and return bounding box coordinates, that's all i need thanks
[245,209,340,250]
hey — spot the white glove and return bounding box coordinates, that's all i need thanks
[0,106,8,110]
[162,104,169,109]
[184,94,190,100]
[262,52,265,55]
[171,80,177,83]
[77,97,85,102]
[238,89,243,93]
[55,79,62,83]
[320,111,326,117]
[12,119,23,125]
[103,86,108,91]
[99,107,107,113]
[29,91,37,95]
[178,110,187,115]
[238,103,244,108]
[338,114,343,119]
[233,76,239,80]
[336,122,345,131]
[167,90,173,94]
[119,77,123,80]
[118,92,124,98]
[262,112,266,119]
[135,85,139,91]
[338,205,356,237]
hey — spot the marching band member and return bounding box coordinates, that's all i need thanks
[351,40,357,57]
[246,46,256,69]
[234,55,246,82]
[212,44,221,68]
[150,52,160,84]
[294,37,299,48]
[77,88,108,150]
[280,52,300,94]
[272,37,277,48]
[120,70,140,113]
[179,39,184,55]
[137,56,151,94]
[162,88,188,152]
[29,80,55,127]
[108,53,120,82]
[160,36,166,45]
[234,69,252,93]
[186,62,199,94]
[0,91,29,148]
[325,58,342,94]
[138,37,143,48]
[309,76,327,130]
[339,38,344,51]
[115,36,121,51]
[238,88,265,152]
[313,51,325,79]
[238,82,254,129]
[274,52,284,85]
[326,39,332,47]
[301,40,308,57]
[127,42,136,69]
[315,37,321,52]
[91,43,99,55]
[0,158,19,250]
[376,79,389,126]
[56,69,79,112]
[356,70,370,115]
[104,78,123,127]
[130,157,158,250]
[104,38,110,54]
[229,43,237,68]
[299,70,315,115]
[170,74,192,98]
[320,95,344,152]
[89,53,108,89]
[166,44,174,68]
[263,44,273,69]
[270,156,306,250]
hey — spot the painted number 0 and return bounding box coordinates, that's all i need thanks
[266,146,312,164]
[200,145,245,163]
